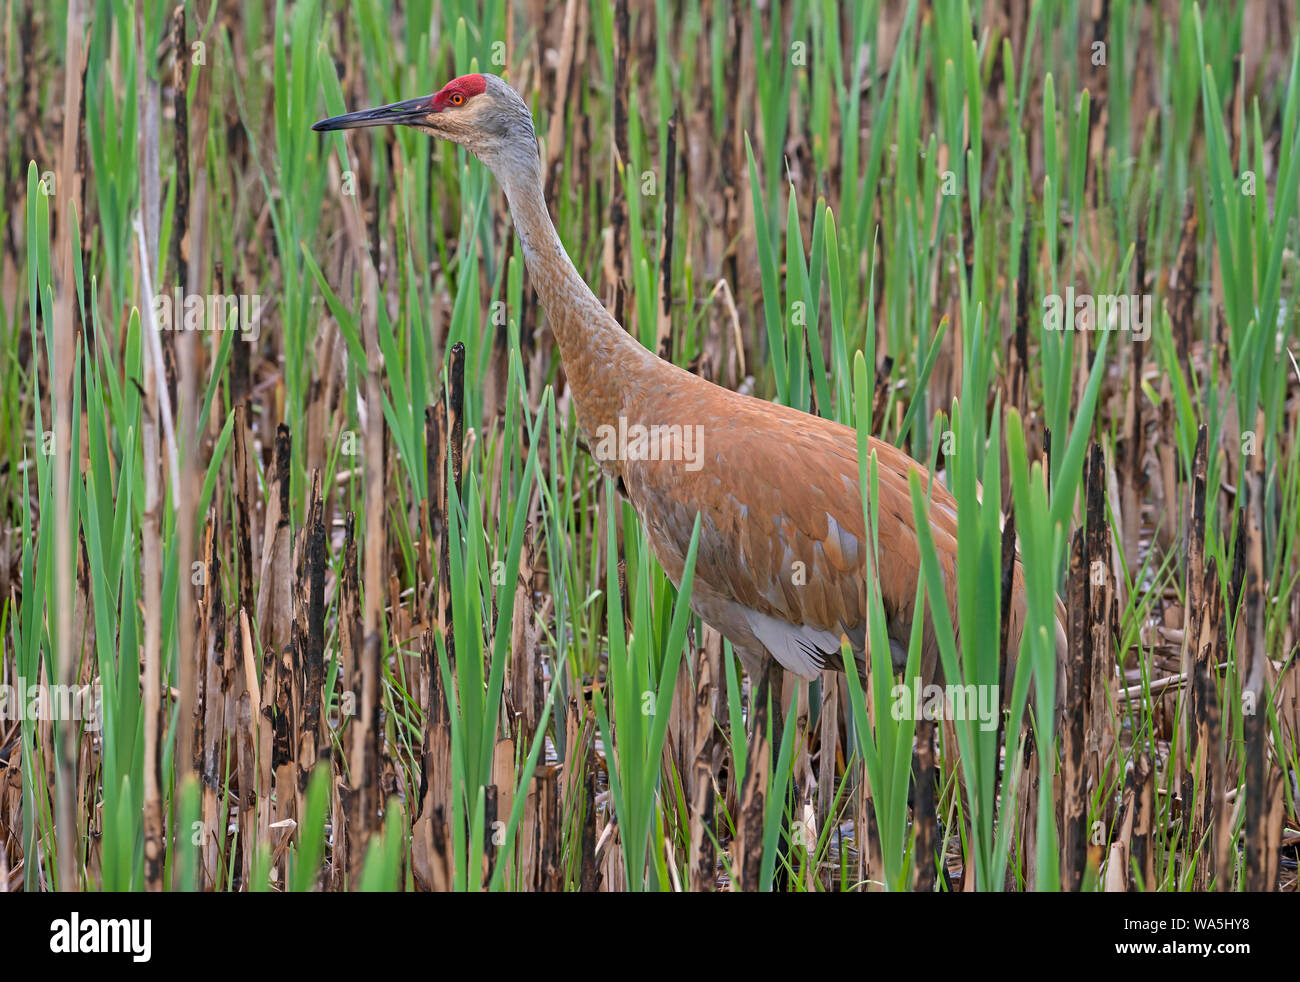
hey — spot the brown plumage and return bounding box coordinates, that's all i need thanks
[314,73,1057,686]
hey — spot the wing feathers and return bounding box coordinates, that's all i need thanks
[624,375,967,679]
[743,606,841,679]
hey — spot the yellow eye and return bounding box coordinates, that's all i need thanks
[450,92,464,106]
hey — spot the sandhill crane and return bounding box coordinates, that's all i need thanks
[314,73,1054,691]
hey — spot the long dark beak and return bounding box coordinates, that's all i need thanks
[312,96,433,132]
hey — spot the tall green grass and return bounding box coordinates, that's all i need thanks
[3,0,1296,893]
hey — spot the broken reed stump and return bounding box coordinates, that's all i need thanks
[551,697,595,892]
[1238,427,1281,891]
[1083,443,1118,796]
[1063,442,1118,890]
[1171,425,1216,887]
[732,669,771,891]
[871,355,895,435]
[506,527,543,744]
[427,341,465,645]
[609,0,630,326]
[688,628,723,891]
[856,761,884,892]
[1174,425,1228,887]
[1064,531,1089,891]
[293,474,328,808]
[196,511,225,887]
[911,718,937,892]
[655,108,678,360]
[817,675,841,893]
[1169,195,1198,380]
[1109,753,1155,892]
[1187,556,1225,891]
[1121,210,1148,571]
[1176,427,1209,786]
[334,513,361,883]
[169,1,198,811]
[994,511,1018,820]
[412,627,453,891]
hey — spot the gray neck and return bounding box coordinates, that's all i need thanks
[495,156,656,449]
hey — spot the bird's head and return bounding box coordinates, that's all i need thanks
[312,72,538,180]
